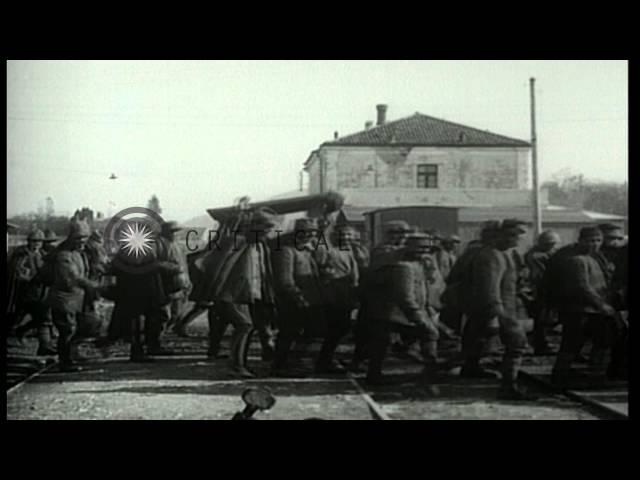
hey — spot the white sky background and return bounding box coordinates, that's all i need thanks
[7,60,628,222]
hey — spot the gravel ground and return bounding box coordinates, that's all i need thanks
[6,312,626,420]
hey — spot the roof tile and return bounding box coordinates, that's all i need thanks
[324,113,530,147]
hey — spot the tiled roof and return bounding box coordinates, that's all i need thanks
[323,113,530,147]
[458,206,626,224]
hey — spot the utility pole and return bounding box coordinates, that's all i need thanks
[530,77,542,239]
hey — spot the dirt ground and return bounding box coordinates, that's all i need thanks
[6,312,625,420]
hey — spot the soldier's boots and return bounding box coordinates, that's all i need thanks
[551,353,574,389]
[460,360,500,379]
[419,365,441,396]
[207,348,230,359]
[230,365,256,379]
[130,345,155,363]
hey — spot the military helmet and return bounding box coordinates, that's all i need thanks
[579,225,603,240]
[500,218,528,235]
[538,230,560,246]
[480,221,501,241]
[68,217,91,239]
[405,232,434,250]
[43,229,59,242]
[443,234,461,244]
[27,229,45,241]
[425,229,442,240]
[598,223,623,234]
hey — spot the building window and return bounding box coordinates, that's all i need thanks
[417,164,438,188]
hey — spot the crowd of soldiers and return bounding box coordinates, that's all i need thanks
[7,209,628,402]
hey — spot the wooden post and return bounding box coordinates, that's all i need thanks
[530,77,542,238]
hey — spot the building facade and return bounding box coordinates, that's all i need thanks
[304,105,535,210]
[303,105,625,248]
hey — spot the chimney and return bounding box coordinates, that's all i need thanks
[365,121,373,130]
[376,104,388,126]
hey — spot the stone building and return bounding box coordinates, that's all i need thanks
[303,105,625,247]
[304,104,534,209]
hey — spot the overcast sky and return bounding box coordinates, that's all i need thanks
[7,60,628,222]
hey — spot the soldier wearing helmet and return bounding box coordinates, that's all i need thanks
[365,233,441,394]
[42,229,59,255]
[46,217,100,372]
[369,220,412,271]
[461,219,535,400]
[8,228,55,356]
[524,230,561,355]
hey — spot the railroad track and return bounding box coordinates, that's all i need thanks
[518,369,628,420]
[6,355,58,394]
[8,332,626,420]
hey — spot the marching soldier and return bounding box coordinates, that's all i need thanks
[597,223,624,281]
[347,229,372,372]
[348,229,370,274]
[435,234,461,282]
[440,222,500,337]
[272,217,325,376]
[365,233,440,394]
[156,221,192,332]
[109,221,182,361]
[41,229,60,344]
[189,209,278,370]
[551,226,617,387]
[607,240,628,380]
[8,229,56,356]
[461,219,534,400]
[370,220,413,353]
[314,225,359,373]
[524,230,561,355]
[209,209,278,377]
[82,230,110,332]
[597,223,628,376]
[46,218,99,371]
[42,229,59,255]
[369,220,412,270]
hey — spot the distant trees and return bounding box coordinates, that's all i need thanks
[73,207,95,223]
[543,172,628,216]
[7,213,71,237]
[8,200,101,237]
[45,197,55,218]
